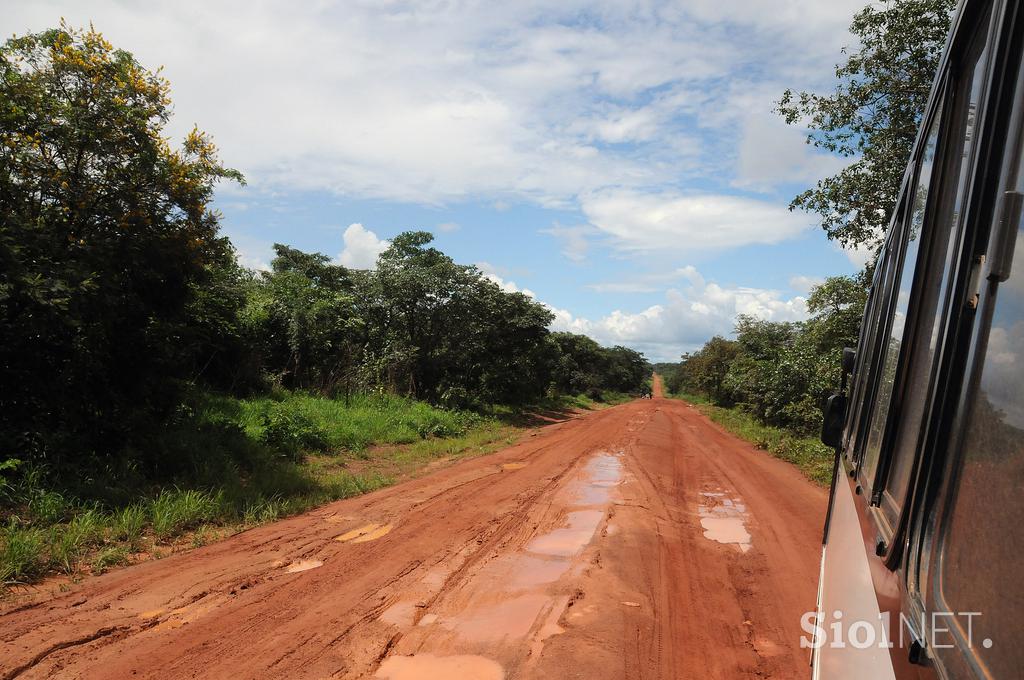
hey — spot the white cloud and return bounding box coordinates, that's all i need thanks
[789,275,824,294]
[477,262,537,299]
[483,274,536,299]
[225,231,273,272]
[587,265,707,294]
[337,223,389,269]
[570,104,665,144]
[580,189,812,253]
[734,112,850,192]
[587,282,660,294]
[5,1,861,212]
[841,241,877,269]
[541,224,592,263]
[552,266,808,361]
[236,252,271,272]
[437,222,460,233]
[473,262,794,360]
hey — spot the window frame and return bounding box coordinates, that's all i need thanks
[893,1,1024,675]
[844,237,891,461]
[852,98,947,500]
[873,16,994,543]
[913,14,1024,680]
[847,203,907,468]
[846,3,1004,576]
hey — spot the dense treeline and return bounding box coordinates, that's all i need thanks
[227,235,649,409]
[0,26,649,485]
[662,273,868,436]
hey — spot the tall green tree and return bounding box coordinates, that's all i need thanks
[680,336,741,405]
[804,272,870,354]
[0,25,242,464]
[243,245,364,394]
[361,231,559,406]
[550,332,606,396]
[777,0,957,250]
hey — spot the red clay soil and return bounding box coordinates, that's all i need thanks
[0,378,826,679]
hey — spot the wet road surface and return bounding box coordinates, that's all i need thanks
[0,377,826,679]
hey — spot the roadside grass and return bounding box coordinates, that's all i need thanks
[673,393,834,485]
[201,392,481,456]
[1,388,627,590]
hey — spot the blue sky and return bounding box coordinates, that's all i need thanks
[7,0,872,361]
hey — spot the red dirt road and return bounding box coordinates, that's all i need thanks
[0,380,826,679]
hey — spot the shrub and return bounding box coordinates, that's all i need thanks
[258,405,329,459]
[29,490,71,524]
[780,397,824,437]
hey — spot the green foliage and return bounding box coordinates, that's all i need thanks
[805,271,871,351]
[241,245,363,394]
[361,232,559,405]
[675,275,868,438]
[257,405,329,460]
[209,391,481,456]
[111,504,146,545]
[49,509,104,573]
[28,489,70,524]
[0,24,243,467]
[1,521,47,584]
[777,0,956,249]
[236,235,639,411]
[149,489,224,539]
[677,336,742,405]
[0,22,646,489]
[550,333,650,396]
[0,459,20,505]
[0,23,653,587]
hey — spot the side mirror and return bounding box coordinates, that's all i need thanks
[841,347,856,375]
[821,393,847,449]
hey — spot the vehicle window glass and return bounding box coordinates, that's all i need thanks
[851,240,898,462]
[880,36,987,527]
[938,152,1024,680]
[846,251,884,455]
[860,116,941,487]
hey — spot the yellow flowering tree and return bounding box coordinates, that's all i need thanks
[0,23,243,468]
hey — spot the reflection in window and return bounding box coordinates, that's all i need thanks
[881,38,988,527]
[847,246,888,458]
[939,218,1024,679]
[860,117,941,486]
[938,29,1022,670]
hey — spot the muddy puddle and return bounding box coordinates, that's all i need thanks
[336,522,394,543]
[507,555,572,588]
[284,559,323,573]
[526,510,604,557]
[566,452,623,506]
[440,594,550,643]
[698,490,752,552]
[374,450,626,674]
[376,654,504,680]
